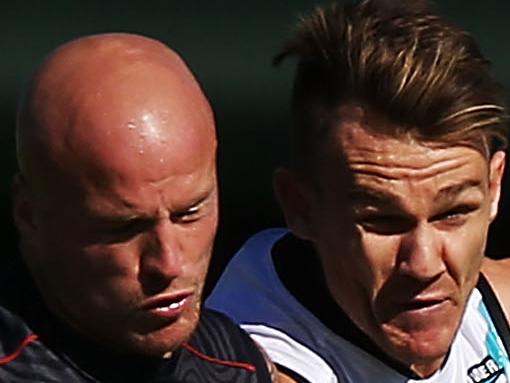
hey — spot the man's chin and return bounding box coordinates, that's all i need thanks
[126,314,200,357]
[380,325,456,376]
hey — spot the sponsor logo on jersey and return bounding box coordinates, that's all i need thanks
[467,355,503,383]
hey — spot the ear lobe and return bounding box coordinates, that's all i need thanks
[12,173,38,237]
[488,150,506,222]
[273,167,314,240]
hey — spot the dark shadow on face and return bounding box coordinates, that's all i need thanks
[373,272,444,324]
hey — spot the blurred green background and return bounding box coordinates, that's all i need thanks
[2,0,510,294]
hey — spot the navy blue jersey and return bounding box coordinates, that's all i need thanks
[0,257,272,382]
[0,306,272,382]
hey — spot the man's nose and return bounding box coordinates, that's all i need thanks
[396,223,446,281]
[140,219,183,294]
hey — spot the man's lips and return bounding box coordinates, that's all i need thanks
[399,297,447,311]
[391,293,452,319]
[141,291,194,319]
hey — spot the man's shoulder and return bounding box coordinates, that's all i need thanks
[206,228,321,333]
[206,228,290,320]
[0,304,35,354]
[173,307,272,382]
[189,307,267,363]
[0,304,88,382]
[226,228,289,267]
[206,231,335,382]
[191,307,257,349]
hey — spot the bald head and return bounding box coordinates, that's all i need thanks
[16,33,215,200]
[13,34,220,355]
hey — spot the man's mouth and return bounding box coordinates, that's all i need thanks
[386,295,455,333]
[141,291,193,319]
[401,298,445,312]
[154,298,187,312]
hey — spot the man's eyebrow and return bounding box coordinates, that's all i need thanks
[172,187,217,213]
[348,187,400,206]
[435,180,483,202]
[174,194,209,211]
[87,211,143,225]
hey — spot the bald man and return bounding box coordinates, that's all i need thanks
[1,33,273,382]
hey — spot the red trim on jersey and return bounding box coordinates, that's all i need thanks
[0,334,39,365]
[183,343,257,373]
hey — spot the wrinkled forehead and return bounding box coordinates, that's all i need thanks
[313,105,491,186]
[320,104,481,159]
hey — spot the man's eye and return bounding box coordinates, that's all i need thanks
[356,214,413,235]
[431,205,478,226]
[170,206,201,224]
[110,220,140,234]
[94,219,147,244]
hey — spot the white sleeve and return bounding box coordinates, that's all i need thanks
[241,324,338,383]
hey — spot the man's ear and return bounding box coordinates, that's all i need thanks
[273,167,314,240]
[488,150,506,222]
[12,173,38,238]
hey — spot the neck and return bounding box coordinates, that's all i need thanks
[410,358,445,378]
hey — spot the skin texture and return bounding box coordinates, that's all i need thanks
[13,33,218,358]
[274,104,506,378]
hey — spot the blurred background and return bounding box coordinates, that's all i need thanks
[1,0,510,295]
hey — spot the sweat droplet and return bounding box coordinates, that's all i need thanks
[127,121,136,130]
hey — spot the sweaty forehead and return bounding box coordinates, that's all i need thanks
[67,68,212,154]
